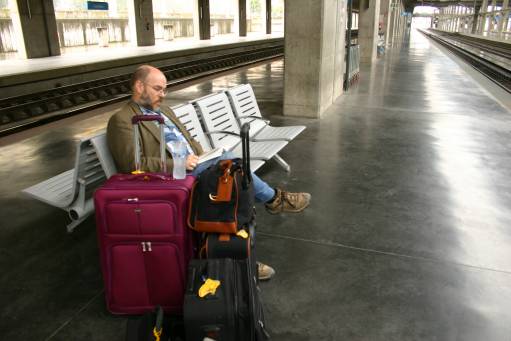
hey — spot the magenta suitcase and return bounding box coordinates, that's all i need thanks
[94,115,195,315]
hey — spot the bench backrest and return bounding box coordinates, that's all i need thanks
[171,103,212,152]
[225,84,267,134]
[193,93,241,150]
[90,132,118,178]
[75,137,108,193]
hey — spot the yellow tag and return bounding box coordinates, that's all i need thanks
[198,278,221,298]
[131,170,145,174]
[153,327,162,341]
[236,230,249,239]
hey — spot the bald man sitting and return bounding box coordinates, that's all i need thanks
[107,65,311,281]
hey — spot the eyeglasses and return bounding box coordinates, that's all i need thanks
[144,82,168,96]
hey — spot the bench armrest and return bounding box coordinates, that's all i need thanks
[236,115,270,125]
[205,130,241,138]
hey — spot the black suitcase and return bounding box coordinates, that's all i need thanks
[183,258,269,341]
[201,222,255,260]
[198,122,257,266]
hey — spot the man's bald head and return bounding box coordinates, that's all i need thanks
[131,65,168,110]
[130,65,163,91]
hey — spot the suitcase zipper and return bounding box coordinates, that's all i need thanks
[107,199,177,236]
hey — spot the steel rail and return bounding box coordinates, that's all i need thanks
[0,45,283,137]
[421,30,511,93]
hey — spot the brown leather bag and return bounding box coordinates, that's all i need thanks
[187,124,254,234]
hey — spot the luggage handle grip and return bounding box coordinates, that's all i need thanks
[240,123,252,188]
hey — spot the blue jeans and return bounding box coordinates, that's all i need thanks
[190,151,275,203]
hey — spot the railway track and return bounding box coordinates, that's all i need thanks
[0,44,283,137]
[421,29,511,93]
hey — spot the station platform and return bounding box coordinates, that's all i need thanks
[1,28,511,340]
[0,33,283,91]
[468,31,511,43]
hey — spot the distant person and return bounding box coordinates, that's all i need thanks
[107,65,312,281]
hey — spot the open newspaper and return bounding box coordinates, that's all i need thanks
[197,147,226,164]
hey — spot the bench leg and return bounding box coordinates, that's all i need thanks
[66,184,94,232]
[67,214,92,233]
[273,154,291,172]
[67,199,94,233]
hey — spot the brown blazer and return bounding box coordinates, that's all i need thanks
[107,101,204,174]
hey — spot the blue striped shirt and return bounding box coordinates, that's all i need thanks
[139,105,193,156]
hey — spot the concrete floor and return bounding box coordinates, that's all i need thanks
[1,28,511,340]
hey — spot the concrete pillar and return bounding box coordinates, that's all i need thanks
[283,0,346,118]
[395,0,400,34]
[386,0,396,44]
[438,8,442,30]
[454,6,463,32]
[440,8,444,30]
[233,0,240,36]
[499,0,510,34]
[193,0,200,39]
[401,1,406,33]
[10,0,60,58]
[266,0,271,34]
[448,6,453,31]
[491,0,497,32]
[128,0,155,46]
[464,8,468,32]
[457,6,461,32]
[444,6,449,31]
[446,8,449,31]
[455,6,460,32]
[394,0,399,34]
[480,0,489,33]
[359,0,380,63]
[397,0,404,35]
[393,0,399,36]
[238,0,247,36]
[453,6,457,31]
[380,0,390,34]
[472,6,480,33]
[197,0,210,40]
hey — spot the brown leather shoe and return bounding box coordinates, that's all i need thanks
[257,262,275,281]
[265,188,311,214]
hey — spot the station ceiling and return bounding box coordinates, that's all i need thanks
[352,0,505,13]
[404,0,504,12]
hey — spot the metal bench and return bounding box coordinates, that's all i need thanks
[226,84,306,142]
[172,103,265,172]
[22,136,108,232]
[22,87,297,232]
[192,92,291,172]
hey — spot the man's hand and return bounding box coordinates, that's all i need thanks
[186,154,199,170]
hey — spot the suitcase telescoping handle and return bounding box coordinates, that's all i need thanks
[131,115,167,174]
[240,123,252,189]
